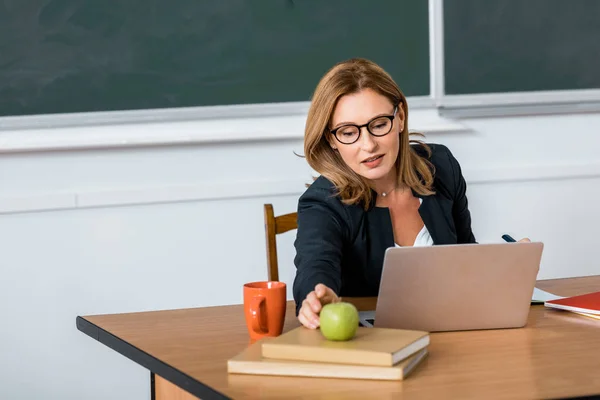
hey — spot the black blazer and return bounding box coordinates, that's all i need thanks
[292,143,476,315]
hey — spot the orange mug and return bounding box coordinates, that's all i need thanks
[243,281,287,340]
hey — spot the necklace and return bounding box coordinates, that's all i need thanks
[380,187,398,197]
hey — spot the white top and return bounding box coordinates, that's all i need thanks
[395,224,434,247]
[394,198,434,247]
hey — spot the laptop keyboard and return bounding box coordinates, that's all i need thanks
[359,318,375,327]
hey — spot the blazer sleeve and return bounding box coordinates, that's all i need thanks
[292,187,348,316]
[445,146,477,244]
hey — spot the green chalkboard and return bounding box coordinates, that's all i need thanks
[0,0,429,117]
[444,0,600,95]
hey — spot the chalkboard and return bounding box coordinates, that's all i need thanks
[0,0,429,118]
[444,0,600,95]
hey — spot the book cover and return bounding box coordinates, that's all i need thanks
[228,338,428,381]
[573,311,600,320]
[545,291,600,315]
[261,326,429,367]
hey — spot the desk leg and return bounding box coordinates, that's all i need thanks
[153,374,200,400]
[151,373,155,400]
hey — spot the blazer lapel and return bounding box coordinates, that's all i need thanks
[417,194,457,245]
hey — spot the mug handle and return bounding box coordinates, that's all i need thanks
[250,295,268,335]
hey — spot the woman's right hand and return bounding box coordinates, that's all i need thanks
[298,283,340,329]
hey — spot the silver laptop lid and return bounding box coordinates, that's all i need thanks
[374,242,544,332]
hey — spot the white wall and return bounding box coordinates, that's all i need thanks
[1,107,600,399]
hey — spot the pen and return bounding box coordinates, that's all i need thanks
[502,234,516,243]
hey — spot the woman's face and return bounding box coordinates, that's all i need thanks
[329,88,404,184]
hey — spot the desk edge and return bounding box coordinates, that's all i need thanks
[75,316,231,400]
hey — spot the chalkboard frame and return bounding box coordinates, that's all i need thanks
[0,1,434,131]
[2,0,600,131]
[0,95,436,132]
[434,0,600,118]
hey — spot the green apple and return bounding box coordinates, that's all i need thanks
[319,302,359,341]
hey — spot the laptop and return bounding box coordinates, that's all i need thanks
[358,242,544,332]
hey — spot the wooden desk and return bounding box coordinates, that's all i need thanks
[77,276,600,400]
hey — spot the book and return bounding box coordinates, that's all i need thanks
[261,326,429,367]
[228,338,428,381]
[544,291,600,315]
[573,311,600,320]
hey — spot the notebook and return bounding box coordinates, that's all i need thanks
[228,339,428,381]
[261,326,429,367]
[544,291,600,315]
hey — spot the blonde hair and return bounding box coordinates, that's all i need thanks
[304,58,435,209]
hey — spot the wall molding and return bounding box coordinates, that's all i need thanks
[464,162,600,185]
[2,162,600,215]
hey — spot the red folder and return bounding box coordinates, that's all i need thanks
[545,291,600,315]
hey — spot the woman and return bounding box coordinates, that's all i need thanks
[293,58,526,330]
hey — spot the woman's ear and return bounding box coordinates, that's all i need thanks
[397,105,406,131]
[325,130,337,150]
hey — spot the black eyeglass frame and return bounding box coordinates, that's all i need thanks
[329,106,399,145]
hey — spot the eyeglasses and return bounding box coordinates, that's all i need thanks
[330,106,398,145]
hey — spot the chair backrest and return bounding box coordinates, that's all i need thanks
[263,204,298,282]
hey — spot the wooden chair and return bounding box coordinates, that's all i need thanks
[263,204,298,282]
